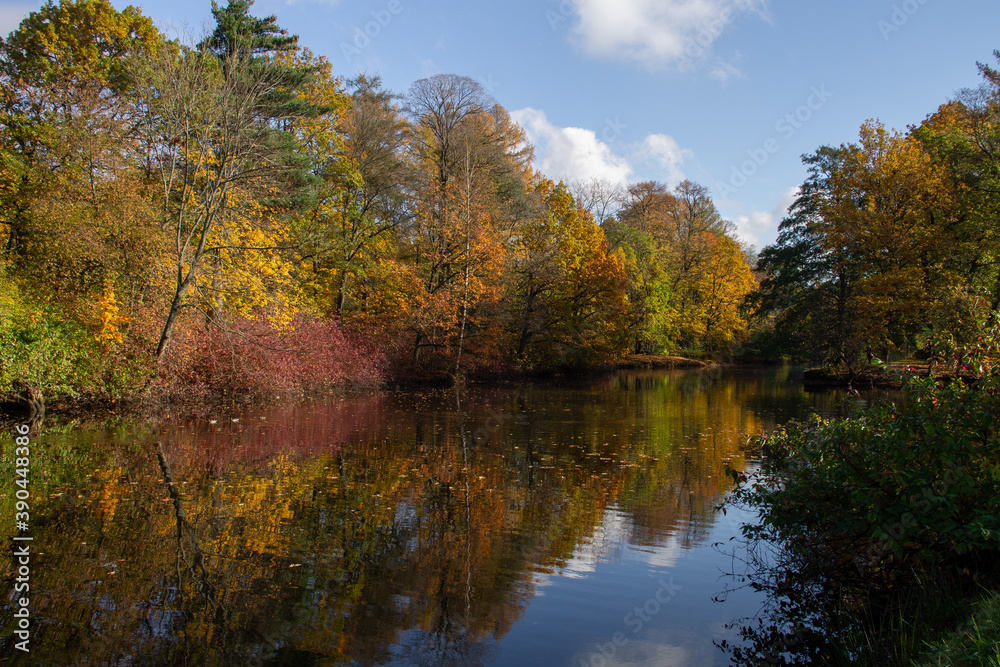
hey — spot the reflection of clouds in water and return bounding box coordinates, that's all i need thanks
[531,571,554,594]
[575,627,724,667]
[554,502,719,576]
[576,641,690,667]
[571,630,725,667]
[640,535,683,570]
[560,508,631,578]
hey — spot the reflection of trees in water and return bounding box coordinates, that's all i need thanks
[1,371,795,665]
[712,520,842,665]
[392,627,498,667]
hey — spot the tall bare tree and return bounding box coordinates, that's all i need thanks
[570,177,625,225]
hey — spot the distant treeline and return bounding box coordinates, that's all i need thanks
[0,0,757,402]
[6,0,995,404]
[748,50,1000,366]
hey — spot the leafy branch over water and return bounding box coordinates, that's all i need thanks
[720,349,1000,664]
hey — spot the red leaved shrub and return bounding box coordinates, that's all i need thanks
[153,313,383,404]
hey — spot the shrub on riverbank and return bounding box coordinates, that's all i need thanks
[0,269,153,402]
[724,371,1000,665]
[151,314,383,405]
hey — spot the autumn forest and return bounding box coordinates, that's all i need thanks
[3,0,1000,406]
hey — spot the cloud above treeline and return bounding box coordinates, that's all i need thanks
[511,107,692,188]
[567,0,767,72]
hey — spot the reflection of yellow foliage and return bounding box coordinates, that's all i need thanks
[13,373,811,665]
[95,465,125,522]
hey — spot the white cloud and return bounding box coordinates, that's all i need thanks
[511,107,633,186]
[638,133,692,185]
[708,56,745,82]
[0,3,34,36]
[568,0,766,71]
[511,108,693,189]
[728,185,798,249]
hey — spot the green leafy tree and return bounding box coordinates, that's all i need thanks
[610,180,751,354]
[507,180,629,366]
[296,73,409,318]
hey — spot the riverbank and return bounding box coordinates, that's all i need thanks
[725,369,1000,665]
[2,353,715,422]
[615,354,709,369]
[800,361,978,389]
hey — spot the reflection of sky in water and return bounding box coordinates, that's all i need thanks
[493,500,754,666]
[0,368,877,665]
[559,508,632,577]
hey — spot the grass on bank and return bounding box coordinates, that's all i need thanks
[915,590,1000,667]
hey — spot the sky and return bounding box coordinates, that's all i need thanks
[2,0,999,249]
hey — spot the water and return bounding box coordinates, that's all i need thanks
[0,367,883,666]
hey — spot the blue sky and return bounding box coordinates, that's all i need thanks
[2,0,998,248]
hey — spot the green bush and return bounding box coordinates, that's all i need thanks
[725,372,1000,664]
[1,304,98,398]
[741,375,1000,569]
[0,268,150,401]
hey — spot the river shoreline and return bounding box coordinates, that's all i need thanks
[2,354,720,423]
[801,361,982,389]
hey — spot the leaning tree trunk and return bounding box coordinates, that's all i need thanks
[11,379,44,420]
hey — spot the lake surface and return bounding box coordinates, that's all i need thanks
[1,367,878,666]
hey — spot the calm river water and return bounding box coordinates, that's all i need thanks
[1,367,877,666]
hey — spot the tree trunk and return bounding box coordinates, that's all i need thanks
[156,269,194,360]
[413,332,423,365]
[336,271,347,317]
[11,379,44,419]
